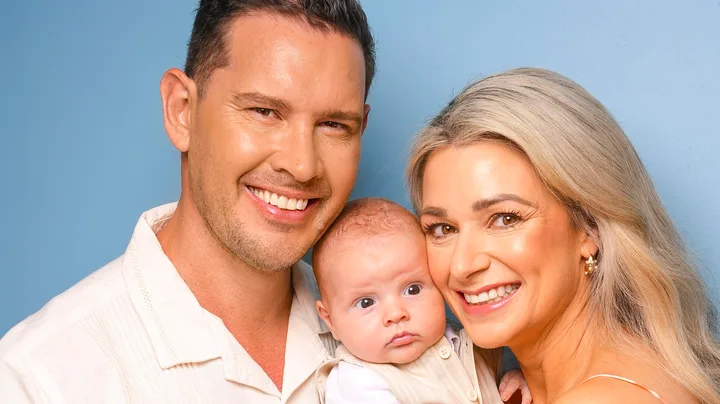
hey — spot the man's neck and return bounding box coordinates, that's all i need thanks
[156,196,294,390]
[156,197,294,331]
[510,295,604,404]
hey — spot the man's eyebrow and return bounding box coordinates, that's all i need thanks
[230,91,291,111]
[419,194,536,217]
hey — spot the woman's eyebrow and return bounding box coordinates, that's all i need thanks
[419,206,447,217]
[472,194,537,212]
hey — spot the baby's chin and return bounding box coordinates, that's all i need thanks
[387,347,426,365]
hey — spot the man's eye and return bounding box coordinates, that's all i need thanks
[355,297,375,309]
[321,121,345,130]
[404,284,422,296]
[251,108,275,117]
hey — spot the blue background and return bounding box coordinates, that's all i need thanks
[1,0,719,335]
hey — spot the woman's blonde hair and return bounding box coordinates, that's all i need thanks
[407,67,720,402]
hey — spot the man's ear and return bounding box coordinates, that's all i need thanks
[360,104,371,134]
[160,68,196,152]
[316,300,339,340]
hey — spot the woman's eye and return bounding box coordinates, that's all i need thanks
[404,284,422,296]
[428,223,456,238]
[491,213,520,228]
[355,297,375,309]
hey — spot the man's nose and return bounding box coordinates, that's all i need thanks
[268,121,324,183]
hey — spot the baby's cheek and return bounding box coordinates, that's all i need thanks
[338,315,387,362]
[425,296,448,339]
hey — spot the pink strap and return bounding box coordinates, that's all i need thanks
[583,374,667,404]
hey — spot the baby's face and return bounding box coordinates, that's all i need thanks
[318,231,446,364]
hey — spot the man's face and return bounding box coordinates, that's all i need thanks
[187,13,369,272]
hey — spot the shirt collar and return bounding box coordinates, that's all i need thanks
[122,203,330,370]
[445,325,461,355]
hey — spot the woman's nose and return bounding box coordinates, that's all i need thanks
[449,231,491,282]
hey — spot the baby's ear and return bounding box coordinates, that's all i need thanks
[315,300,339,340]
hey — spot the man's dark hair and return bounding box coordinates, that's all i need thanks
[185,0,376,99]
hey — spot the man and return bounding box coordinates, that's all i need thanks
[0,0,374,402]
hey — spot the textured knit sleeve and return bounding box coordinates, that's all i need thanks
[324,361,399,404]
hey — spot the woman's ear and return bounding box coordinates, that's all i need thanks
[580,234,599,260]
[316,300,339,340]
[160,68,196,153]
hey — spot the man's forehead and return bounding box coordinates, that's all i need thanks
[213,13,366,105]
[224,11,363,61]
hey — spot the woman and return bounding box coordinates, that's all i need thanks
[407,68,720,403]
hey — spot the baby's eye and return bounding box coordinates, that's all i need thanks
[404,284,422,296]
[355,297,375,309]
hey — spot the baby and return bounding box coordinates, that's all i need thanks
[313,198,531,404]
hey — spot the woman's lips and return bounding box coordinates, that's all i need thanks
[456,284,521,316]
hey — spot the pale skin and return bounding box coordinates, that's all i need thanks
[419,142,695,403]
[315,230,448,365]
[315,222,532,402]
[158,13,369,390]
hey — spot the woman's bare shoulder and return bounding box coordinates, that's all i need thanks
[554,374,697,404]
[553,378,662,404]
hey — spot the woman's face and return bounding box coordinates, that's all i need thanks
[419,141,594,348]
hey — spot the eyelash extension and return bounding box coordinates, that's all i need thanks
[422,209,524,235]
[421,221,444,233]
[489,209,523,227]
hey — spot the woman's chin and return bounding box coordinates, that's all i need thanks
[466,327,514,349]
[447,291,524,347]
[453,307,521,348]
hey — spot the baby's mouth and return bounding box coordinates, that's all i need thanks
[387,331,416,346]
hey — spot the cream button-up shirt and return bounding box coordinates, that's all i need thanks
[0,203,337,403]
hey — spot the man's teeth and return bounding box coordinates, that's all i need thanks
[464,284,519,305]
[248,186,309,211]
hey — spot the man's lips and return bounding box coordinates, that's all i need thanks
[247,185,319,211]
[245,186,319,224]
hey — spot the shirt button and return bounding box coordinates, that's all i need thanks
[467,389,478,401]
[438,347,451,359]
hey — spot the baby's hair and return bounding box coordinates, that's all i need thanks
[312,197,422,297]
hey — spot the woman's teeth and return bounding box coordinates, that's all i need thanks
[248,186,309,211]
[464,284,519,305]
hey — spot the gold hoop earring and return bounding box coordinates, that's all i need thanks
[584,254,597,276]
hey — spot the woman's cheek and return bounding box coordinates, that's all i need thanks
[427,248,451,292]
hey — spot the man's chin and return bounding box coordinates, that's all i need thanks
[235,245,312,273]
